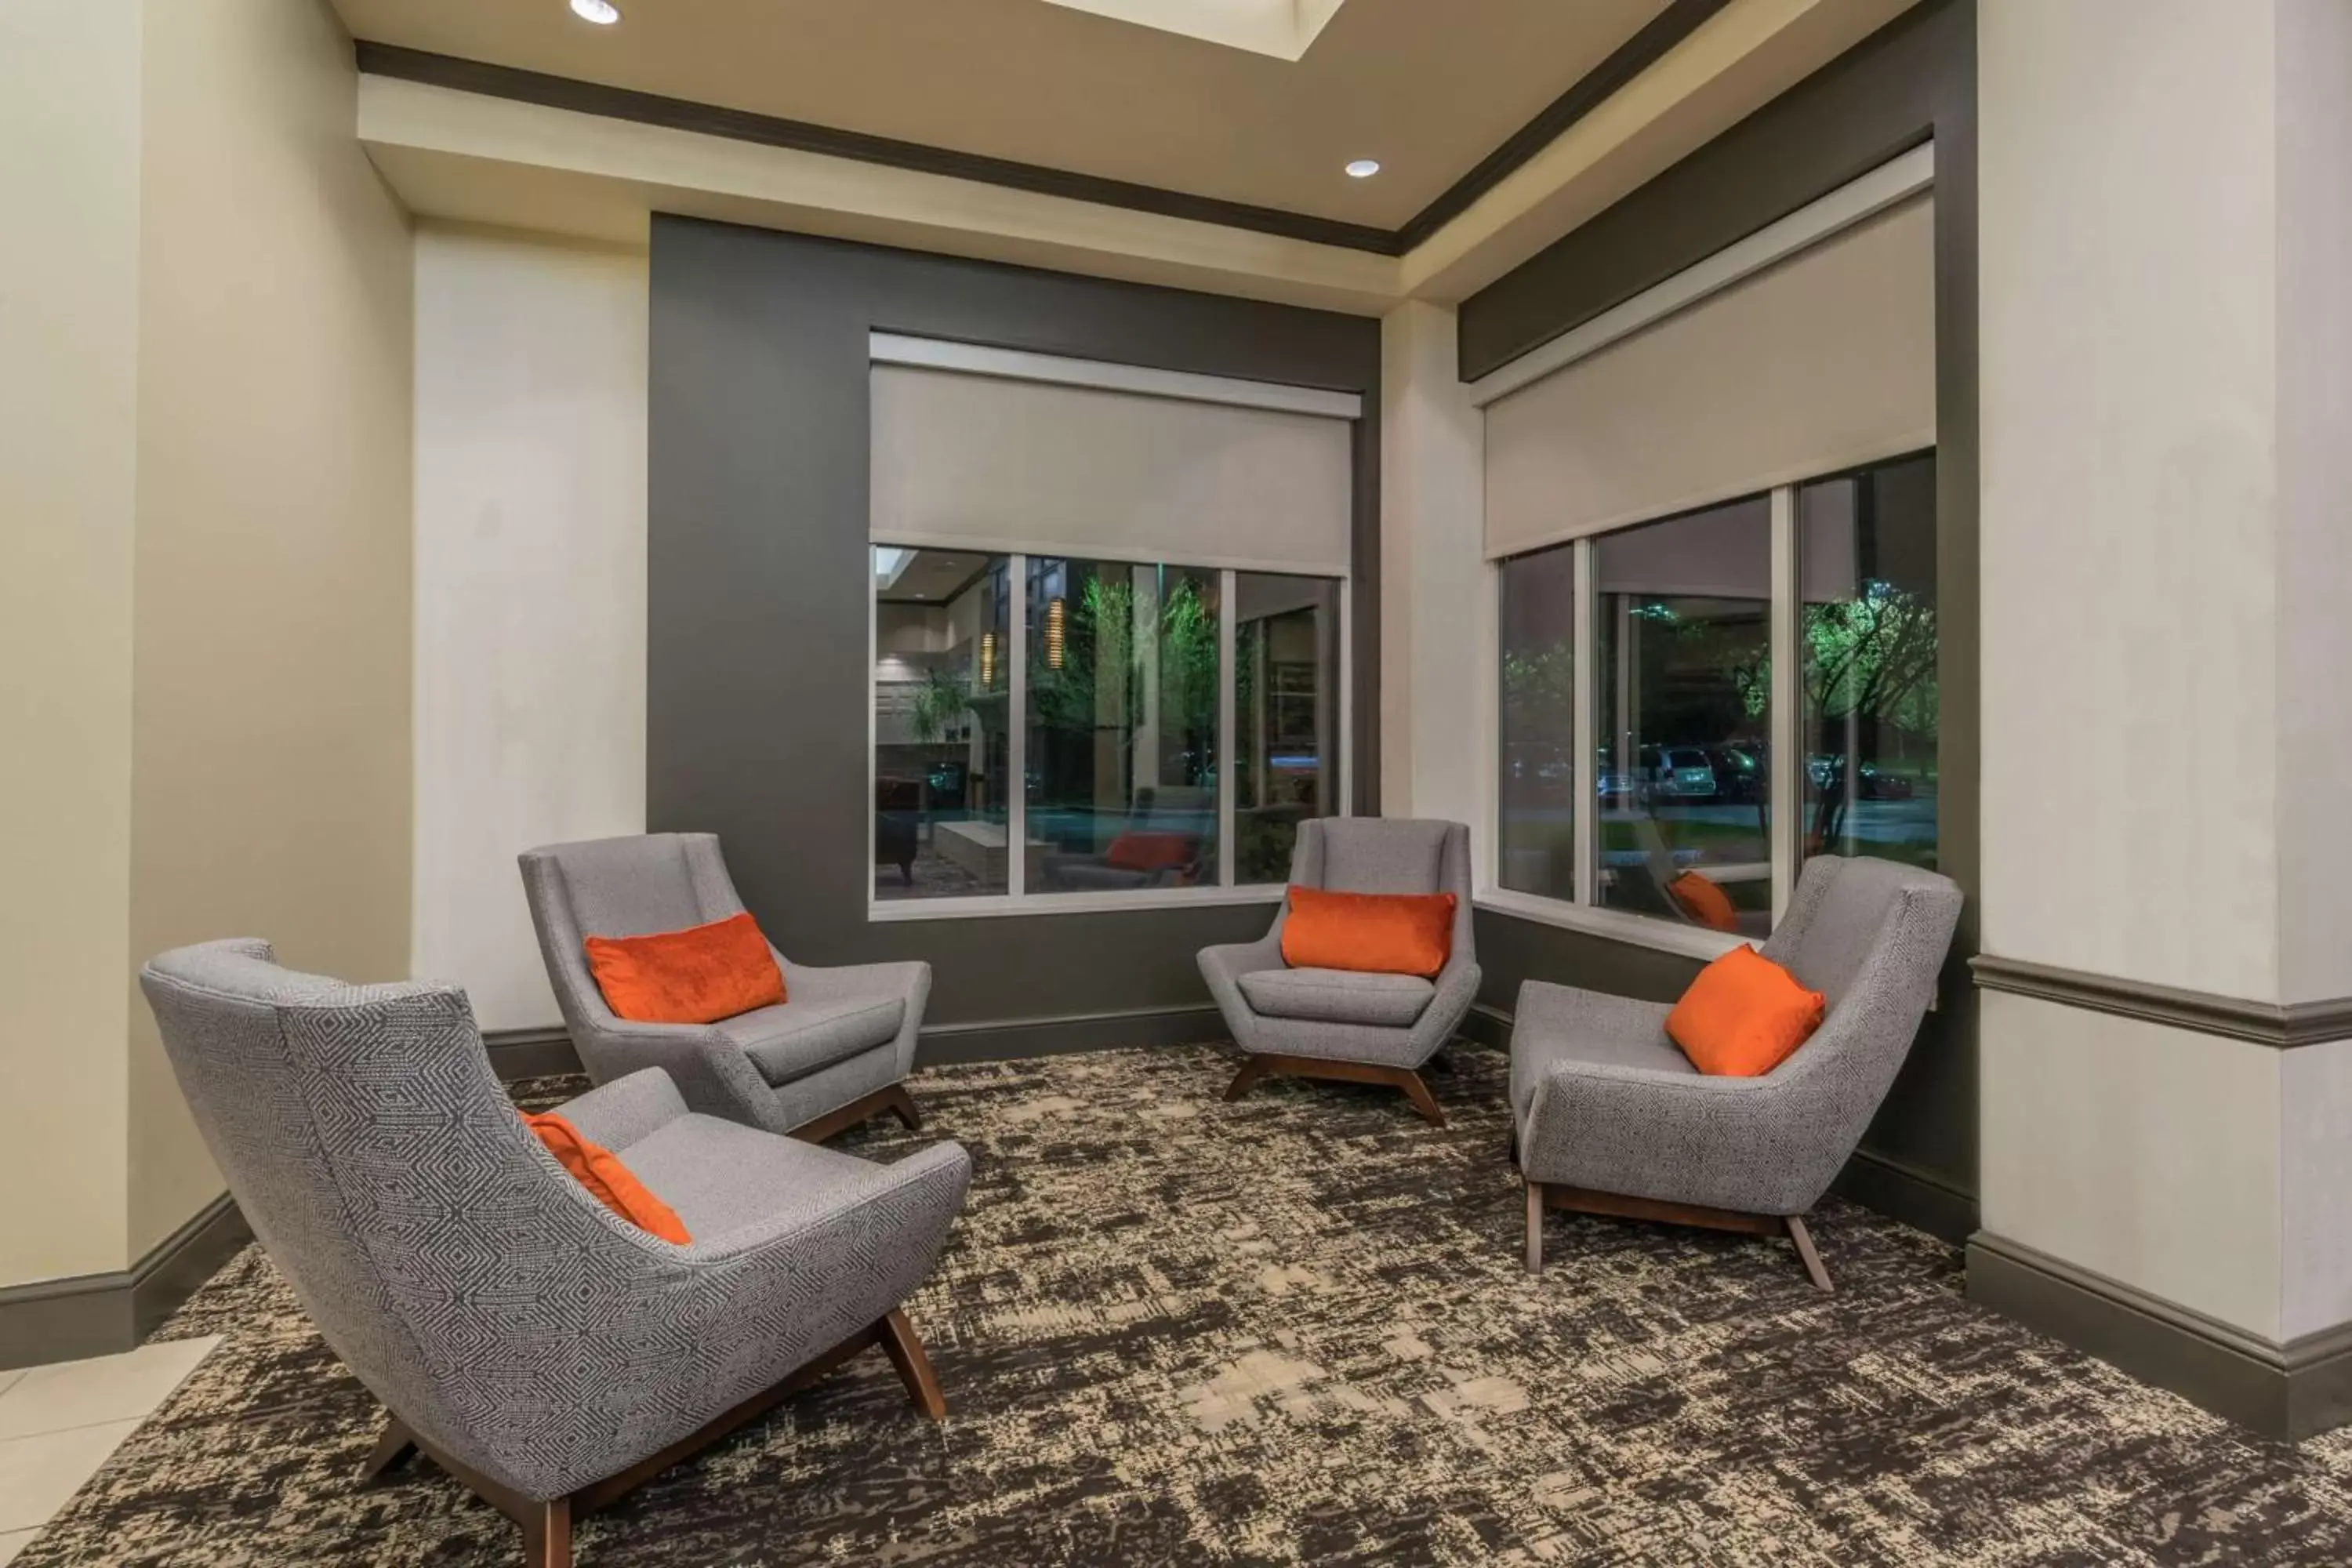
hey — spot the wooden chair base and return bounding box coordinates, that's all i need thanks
[1224,1052,1446,1127]
[360,1307,946,1566]
[789,1082,921,1145]
[1524,1179,1832,1292]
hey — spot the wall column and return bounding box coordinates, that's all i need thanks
[1974,0,2352,1436]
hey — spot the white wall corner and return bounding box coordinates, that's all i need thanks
[1378,300,1485,832]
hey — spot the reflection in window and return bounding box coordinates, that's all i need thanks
[871,547,1011,900]
[1497,541,1576,900]
[1800,453,1938,869]
[1027,559,1222,892]
[1234,573,1339,882]
[1593,496,1773,935]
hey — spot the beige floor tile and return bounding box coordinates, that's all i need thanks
[0,1421,140,1534]
[0,1526,36,1564]
[0,1338,219,1443]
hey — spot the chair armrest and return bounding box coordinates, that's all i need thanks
[1197,932,1284,985]
[683,1140,973,1262]
[582,1018,784,1129]
[1408,959,1483,1054]
[552,1068,688,1152]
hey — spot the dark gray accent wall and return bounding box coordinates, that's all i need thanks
[1457,0,1981,1230]
[648,220,1380,1030]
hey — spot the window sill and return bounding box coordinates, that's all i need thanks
[1473,889,1748,964]
[869,884,1286,922]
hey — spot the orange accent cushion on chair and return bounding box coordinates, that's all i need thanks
[520,1112,691,1244]
[1279,885,1457,978]
[1667,870,1739,932]
[1104,830,1196,873]
[1666,945,1826,1077]
[583,911,786,1025]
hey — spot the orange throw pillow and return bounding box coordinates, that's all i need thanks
[583,911,786,1025]
[1105,830,1196,873]
[520,1111,691,1244]
[1667,945,1826,1077]
[1667,870,1739,932]
[1279,885,1457,978]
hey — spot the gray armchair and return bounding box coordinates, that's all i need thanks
[1511,854,1961,1289]
[521,833,928,1141]
[1200,818,1479,1126]
[140,939,970,1568]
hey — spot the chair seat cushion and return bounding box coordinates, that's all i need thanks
[719,994,906,1086]
[617,1112,880,1239]
[1509,982,1690,1116]
[1238,966,1435,1028]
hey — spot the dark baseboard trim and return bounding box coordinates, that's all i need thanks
[1831,1145,1976,1245]
[1971,956,2352,1049]
[485,1005,1232,1082]
[1457,1001,1514,1051]
[484,1024,583,1082]
[0,1194,251,1370]
[1968,1232,2352,1440]
[916,1004,1227,1065]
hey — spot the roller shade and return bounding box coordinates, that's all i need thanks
[1484,193,1934,560]
[872,362,1355,575]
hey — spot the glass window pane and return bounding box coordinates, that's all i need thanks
[1592,495,1773,933]
[872,547,1011,900]
[1028,560,1222,892]
[1800,453,1937,870]
[1234,573,1340,883]
[1497,542,1577,900]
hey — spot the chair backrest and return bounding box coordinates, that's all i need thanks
[137,939,645,1495]
[1762,853,1960,1018]
[519,833,752,1030]
[1287,818,1476,968]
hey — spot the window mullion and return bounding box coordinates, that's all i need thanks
[1218,568,1237,888]
[1007,554,1029,901]
[1571,536,1599,908]
[1768,488,1798,923]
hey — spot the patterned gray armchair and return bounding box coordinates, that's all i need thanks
[140,939,970,1568]
[1511,855,1961,1290]
[521,833,927,1142]
[1200,818,1479,1126]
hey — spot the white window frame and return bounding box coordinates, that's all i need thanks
[869,547,1350,922]
[1473,475,1818,961]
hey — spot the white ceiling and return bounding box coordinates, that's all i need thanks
[328,0,1672,228]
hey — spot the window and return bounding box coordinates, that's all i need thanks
[1027,559,1221,893]
[1235,573,1341,883]
[1595,496,1773,932]
[873,546,1346,910]
[872,549,1012,901]
[1497,540,1577,900]
[1489,453,1934,944]
[1800,453,1938,870]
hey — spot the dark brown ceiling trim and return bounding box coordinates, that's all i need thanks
[354,41,1403,255]
[1392,0,1732,250]
[358,6,1726,265]
[1972,956,2352,1049]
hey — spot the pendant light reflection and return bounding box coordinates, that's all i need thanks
[979,631,996,689]
[1045,596,1066,670]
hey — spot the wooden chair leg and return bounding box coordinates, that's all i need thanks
[522,1497,572,1568]
[880,1083,922,1132]
[1525,1181,1544,1275]
[879,1307,947,1420]
[1396,1069,1447,1128]
[1786,1215,1833,1293]
[1223,1056,1270,1103]
[358,1417,415,1484]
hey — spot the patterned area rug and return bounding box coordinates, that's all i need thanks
[23,1044,2352,1566]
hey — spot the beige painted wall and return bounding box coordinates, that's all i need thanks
[123,0,416,1258]
[411,227,648,1033]
[0,0,145,1286]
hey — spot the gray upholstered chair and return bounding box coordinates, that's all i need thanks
[521,833,927,1142]
[140,939,970,1568]
[1200,818,1479,1126]
[1511,854,1962,1290]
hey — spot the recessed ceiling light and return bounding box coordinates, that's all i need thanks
[570,0,621,24]
[1345,159,1381,180]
